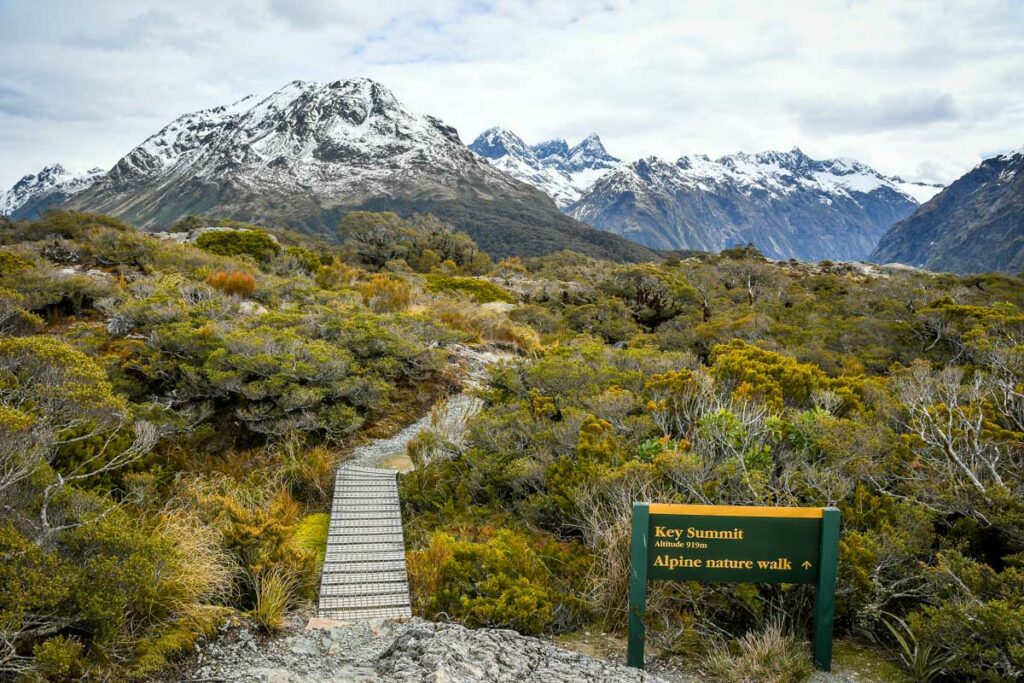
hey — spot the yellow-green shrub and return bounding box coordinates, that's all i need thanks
[424,274,515,303]
[32,636,84,681]
[407,528,587,635]
[292,512,330,572]
[359,274,412,312]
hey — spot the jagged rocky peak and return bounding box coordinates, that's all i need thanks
[569,133,616,163]
[469,128,621,208]
[471,127,532,160]
[1,163,105,216]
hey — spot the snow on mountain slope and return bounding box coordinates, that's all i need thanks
[1,164,105,217]
[886,176,944,204]
[98,78,481,201]
[18,78,655,262]
[469,128,620,208]
[571,148,935,261]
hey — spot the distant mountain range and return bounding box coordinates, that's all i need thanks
[6,78,1020,272]
[469,128,619,208]
[468,128,942,261]
[3,79,655,262]
[569,148,941,261]
[871,148,1024,274]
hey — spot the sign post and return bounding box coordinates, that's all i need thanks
[625,503,840,671]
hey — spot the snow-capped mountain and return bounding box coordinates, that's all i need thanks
[469,128,620,208]
[22,79,653,261]
[1,164,105,217]
[569,148,942,261]
[872,147,1024,273]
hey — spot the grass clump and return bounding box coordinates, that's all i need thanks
[249,568,299,633]
[428,300,539,352]
[702,622,813,683]
[206,270,256,296]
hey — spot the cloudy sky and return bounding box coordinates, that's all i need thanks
[1,0,1022,188]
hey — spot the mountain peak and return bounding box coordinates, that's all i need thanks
[470,128,621,208]
[998,145,1024,160]
[1,163,105,216]
[531,138,570,160]
[570,133,613,161]
[470,127,531,160]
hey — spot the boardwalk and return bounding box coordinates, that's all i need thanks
[317,464,412,620]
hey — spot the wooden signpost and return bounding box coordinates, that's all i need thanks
[626,503,840,671]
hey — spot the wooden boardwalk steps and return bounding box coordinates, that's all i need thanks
[317,464,412,621]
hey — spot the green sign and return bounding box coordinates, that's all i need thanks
[627,503,840,671]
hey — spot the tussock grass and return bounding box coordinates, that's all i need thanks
[428,300,539,353]
[249,568,299,633]
[702,621,813,683]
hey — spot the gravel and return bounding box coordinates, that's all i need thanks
[174,617,664,683]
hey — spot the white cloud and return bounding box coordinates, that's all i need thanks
[0,0,1021,188]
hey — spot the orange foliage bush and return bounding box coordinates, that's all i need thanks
[206,271,256,297]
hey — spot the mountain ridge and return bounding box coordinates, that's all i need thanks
[1,163,105,217]
[568,147,942,261]
[871,147,1024,273]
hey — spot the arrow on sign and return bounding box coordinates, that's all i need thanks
[802,561,813,570]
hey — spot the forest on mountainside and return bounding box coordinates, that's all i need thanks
[1,211,1022,681]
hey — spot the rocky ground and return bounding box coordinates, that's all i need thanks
[173,616,662,683]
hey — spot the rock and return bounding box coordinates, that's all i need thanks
[288,636,319,656]
[305,617,348,631]
[238,300,269,316]
[174,618,664,683]
[106,316,133,336]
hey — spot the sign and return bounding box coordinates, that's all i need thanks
[627,503,840,671]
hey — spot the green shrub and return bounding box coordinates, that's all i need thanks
[424,274,514,303]
[195,229,280,262]
[407,529,587,635]
[563,298,640,343]
[32,635,84,680]
[508,303,563,335]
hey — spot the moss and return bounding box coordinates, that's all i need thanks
[292,512,330,569]
[831,639,911,682]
